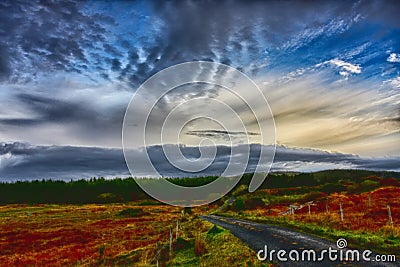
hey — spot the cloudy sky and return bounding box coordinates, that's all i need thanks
[0,0,399,180]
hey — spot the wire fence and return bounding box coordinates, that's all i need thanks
[146,210,185,266]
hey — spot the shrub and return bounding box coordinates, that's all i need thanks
[174,237,192,250]
[302,191,326,202]
[207,225,224,236]
[244,197,265,209]
[194,237,207,256]
[233,197,245,211]
[96,192,124,203]
[361,175,381,182]
[137,200,160,206]
[320,183,347,194]
[184,207,192,215]
[117,208,147,217]
[232,185,248,196]
[360,180,380,191]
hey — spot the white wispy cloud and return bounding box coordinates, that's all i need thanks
[313,58,362,80]
[285,58,363,83]
[384,77,400,89]
[282,16,354,52]
[387,53,400,63]
[329,58,362,74]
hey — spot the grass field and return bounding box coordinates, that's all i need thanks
[0,203,266,266]
[0,204,184,266]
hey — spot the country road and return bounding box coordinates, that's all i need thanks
[201,215,399,267]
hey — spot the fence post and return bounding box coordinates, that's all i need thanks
[340,201,344,222]
[368,194,372,208]
[289,205,295,216]
[326,199,329,214]
[156,241,158,267]
[387,204,393,227]
[176,220,179,240]
[169,227,173,260]
[307,202,311,216]
[156,242,159,267]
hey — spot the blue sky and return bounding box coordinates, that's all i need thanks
[0,0,399,180]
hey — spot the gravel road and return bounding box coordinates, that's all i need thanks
[201,215,399,267]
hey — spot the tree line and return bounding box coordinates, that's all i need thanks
[0,170,398,204]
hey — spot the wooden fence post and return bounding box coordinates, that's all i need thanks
[289,205,296,216]
[307,202,311,216]
[325,199,329,214]
[176,220,179,240]
[387,204,393,227]
[340,201,344,222]
[169,227,173,260]
[368,194,372,208]
[156,242,159,267]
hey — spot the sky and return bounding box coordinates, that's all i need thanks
[0,0,399,180]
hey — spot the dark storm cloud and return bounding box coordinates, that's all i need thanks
[108,0,361,85]
[17,93,94,123]
[186,130,260,138]
[0,44,11,80]
[145,1,353,68]
[1,142,398,181]
[0,0,112,82]
[358,0,400,28]
[0,93,100,127]
[0,92,126,145]
[0,142,129,180]
[1,0,398,85]
[111,58,121,71]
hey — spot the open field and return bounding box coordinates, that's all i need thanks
[0,204,183,266]
[0,203,265,266]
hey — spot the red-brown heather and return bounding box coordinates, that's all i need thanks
[0,204,182,266]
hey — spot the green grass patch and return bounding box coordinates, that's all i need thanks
[207,225,225,236]
[168,218,271,267]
